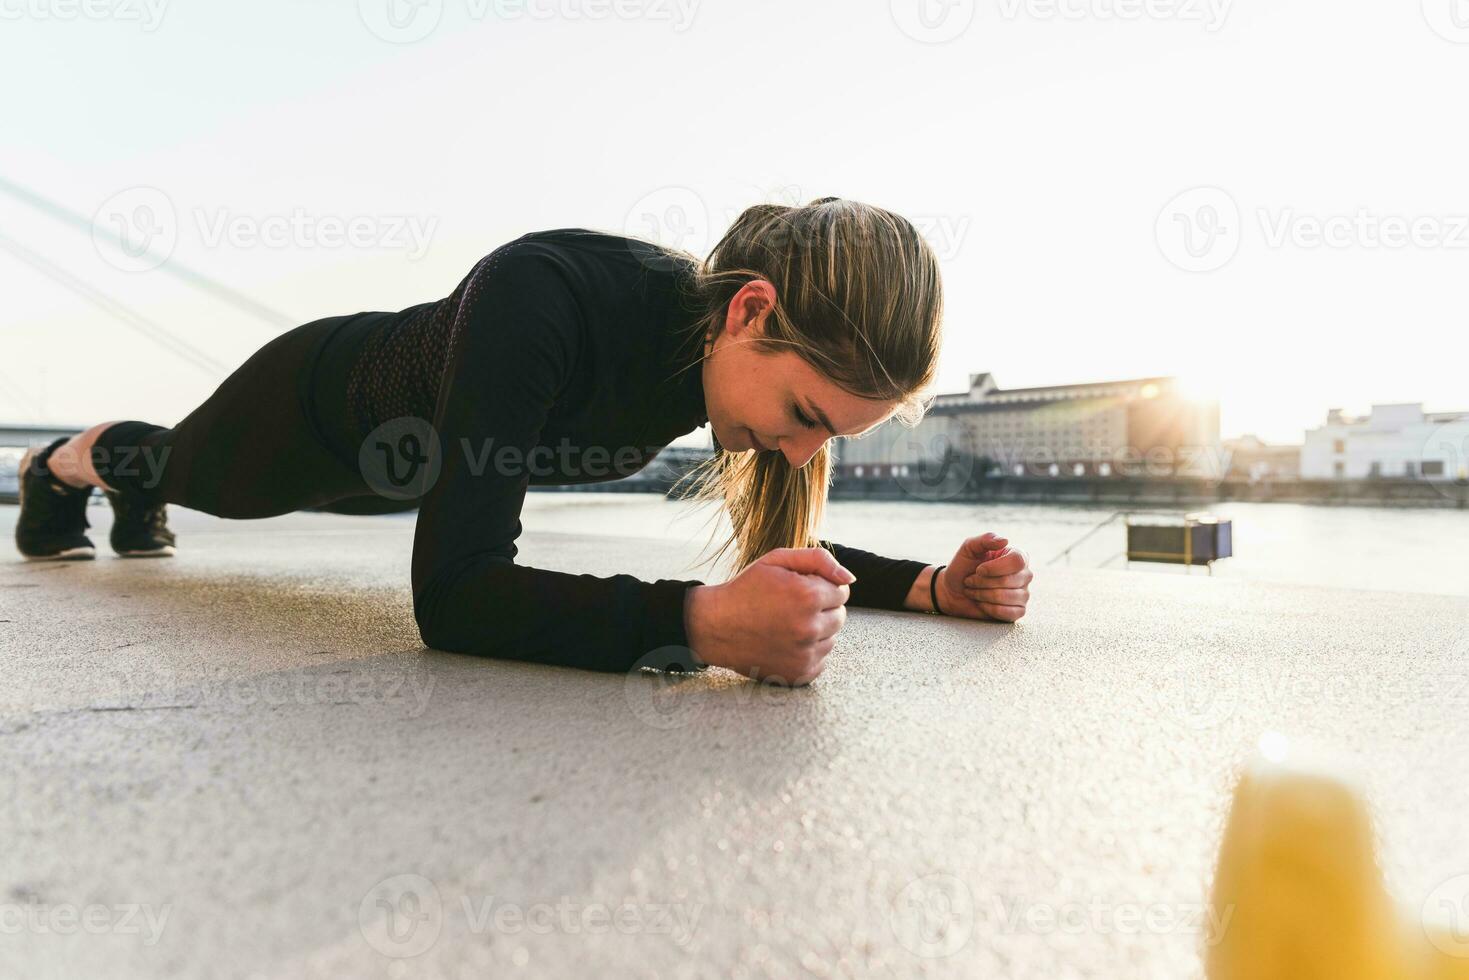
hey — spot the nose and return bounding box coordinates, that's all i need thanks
[781,431,829,469]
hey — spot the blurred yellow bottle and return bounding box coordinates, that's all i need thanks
[1205,734,1469,980]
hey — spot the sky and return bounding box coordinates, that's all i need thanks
[2,0,1466,445]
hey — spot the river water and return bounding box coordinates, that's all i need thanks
[522,493,1469,599]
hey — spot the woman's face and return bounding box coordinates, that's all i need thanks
[702,280,899,468]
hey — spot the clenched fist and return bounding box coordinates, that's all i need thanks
[683,547,853,685]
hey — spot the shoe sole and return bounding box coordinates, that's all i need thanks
[15,446,99,562]
[22,547,97,562]
[116,547,176,558]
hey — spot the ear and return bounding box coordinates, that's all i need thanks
[725,280,778,338]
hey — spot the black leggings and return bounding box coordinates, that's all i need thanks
[93,314,417,519]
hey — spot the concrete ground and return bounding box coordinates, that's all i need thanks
[1,503,1467,979]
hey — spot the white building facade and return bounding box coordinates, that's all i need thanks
[1300,404,1469,480]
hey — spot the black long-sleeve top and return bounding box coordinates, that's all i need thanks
[342,228,931,673]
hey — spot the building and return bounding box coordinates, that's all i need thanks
[1222,435,1302,481]
[1301,404,1469,481]
[835,373,1222,481]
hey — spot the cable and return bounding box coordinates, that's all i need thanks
[0,232,228,376]
[0,365,37,419]
[0,174,296,331]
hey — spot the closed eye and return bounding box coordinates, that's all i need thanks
[792,403,819,429]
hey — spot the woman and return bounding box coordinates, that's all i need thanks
[14,197,1033,684]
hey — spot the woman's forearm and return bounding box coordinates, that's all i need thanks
[817,539,932,611]
[902,563,941,613]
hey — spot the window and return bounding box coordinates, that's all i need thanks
[1333,461,1345,478]
[1422,461,1446,477]
[1333,439,1345,454]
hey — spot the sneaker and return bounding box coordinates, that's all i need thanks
[14,436,96,561]
[105,488,176,557]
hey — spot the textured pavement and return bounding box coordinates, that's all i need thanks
[2,503,1467,979]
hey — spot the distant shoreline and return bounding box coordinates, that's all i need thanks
[528,475,1469,511]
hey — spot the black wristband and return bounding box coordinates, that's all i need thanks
[929,564,947,615]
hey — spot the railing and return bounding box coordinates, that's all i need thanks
[1047,509,1192,567]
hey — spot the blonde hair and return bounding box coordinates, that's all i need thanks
[657,196,944,575]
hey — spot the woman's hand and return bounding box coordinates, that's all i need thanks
[683,547,853,685]
[935,532,1032,623]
